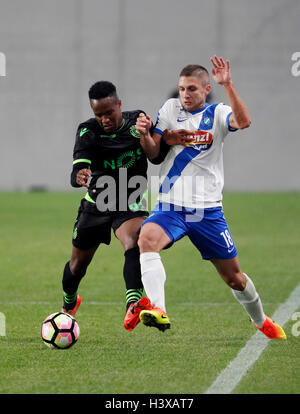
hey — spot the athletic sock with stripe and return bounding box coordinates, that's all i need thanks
[62,261,85,311]
[124,247,144,310]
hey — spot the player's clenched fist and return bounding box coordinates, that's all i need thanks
[76,168,91,188]
[136,113,152,135]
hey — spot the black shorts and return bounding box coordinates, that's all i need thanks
[72,199,149,250]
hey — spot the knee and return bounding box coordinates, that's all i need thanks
[121,236,138,252]
[226,271,246,291]
[138,232,161,253]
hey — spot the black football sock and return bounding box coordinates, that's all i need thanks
[123,247,144,310]
[62,261,85,310]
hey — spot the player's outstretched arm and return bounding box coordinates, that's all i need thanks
[210,55,251,130]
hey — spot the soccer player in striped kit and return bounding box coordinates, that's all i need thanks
[130,56,286,339]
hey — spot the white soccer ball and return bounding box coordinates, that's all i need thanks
[41,312,80,349]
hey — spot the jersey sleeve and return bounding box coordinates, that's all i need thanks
[71,125,95,187]
[216,104,238,137]
[153,100,174,135]
[72,125,95,168]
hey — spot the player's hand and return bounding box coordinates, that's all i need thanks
[210,55,232,86]
[136,113,152,136]
[76,168,91,188]
[162,129,195,146]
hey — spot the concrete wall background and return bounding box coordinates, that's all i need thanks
[0,0,299,191]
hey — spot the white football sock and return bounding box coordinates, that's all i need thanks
[140,252,166,311]
[231,273,266,328]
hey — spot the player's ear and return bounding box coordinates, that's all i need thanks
[205,84,211,96]
[117,99,122,110]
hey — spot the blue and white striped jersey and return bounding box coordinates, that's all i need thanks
[153,98,237,209]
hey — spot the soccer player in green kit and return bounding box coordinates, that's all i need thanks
[61,80,187,330]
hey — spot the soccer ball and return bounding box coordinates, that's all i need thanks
[41,312,80,349]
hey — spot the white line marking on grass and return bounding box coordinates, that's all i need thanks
[204,282,300,394]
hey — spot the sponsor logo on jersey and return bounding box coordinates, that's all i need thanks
[186,131,213,149]
[103,148,143,170]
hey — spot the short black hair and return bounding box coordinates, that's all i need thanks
[88,81,118,100]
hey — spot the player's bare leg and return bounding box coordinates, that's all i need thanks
[210,256,246,290]
[115,216,145,251]
[70,246,98,275]
[211,257,286,339]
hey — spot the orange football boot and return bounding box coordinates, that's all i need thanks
[254,315,286,339]
[123,297,153,331]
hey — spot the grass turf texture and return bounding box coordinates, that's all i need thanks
[0,191,299,394]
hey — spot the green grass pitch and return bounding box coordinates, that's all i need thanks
[0,191,299,394]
